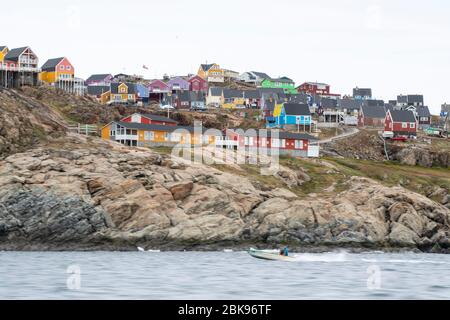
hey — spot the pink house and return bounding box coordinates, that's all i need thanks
[189,75,208,92]
[147,79,170,93]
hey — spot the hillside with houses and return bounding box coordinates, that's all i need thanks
[0,44,450,253]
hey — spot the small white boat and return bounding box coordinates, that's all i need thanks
[247,248,296,262]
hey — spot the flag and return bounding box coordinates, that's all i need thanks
[143,65,149,70]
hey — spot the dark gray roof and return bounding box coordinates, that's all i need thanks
[417,106,431,117]
[320,97,338,108]
[338,98,363,110]
[258,88,284,95]
[265,99,276,112]
[361,105,386,119]
[41,57,65,72]
[397,95,408,103]
[251,71,271,79]
[244,90,260,99]
[4,47,28,61]
[87,85,110,96]
[229,129,317,141]
[389,110,416,122]
[200,64,215,71]
[384,104,394,112]
[189,91,204,102]
[283,103,311,116]
[364,99,384,107]
[177,91,191,101]
[86,74,112,82]
[353,87,372,98]
[141,114,178,123]
[223,89,244,99]
[110,82,136,94]
[115,121,207,134]
[407,95,424,104]
[287,93,308,104]
[209,87,223,96]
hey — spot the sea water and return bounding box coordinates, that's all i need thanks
[1,251,449,299]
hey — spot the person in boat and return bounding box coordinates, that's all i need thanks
[279,246,289,256]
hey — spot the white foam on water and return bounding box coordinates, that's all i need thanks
[292,251,348,262]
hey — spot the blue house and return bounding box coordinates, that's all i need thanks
[268,103,312,128]
[136,83,150,104]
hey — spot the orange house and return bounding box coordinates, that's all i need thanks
[39,57,74,84]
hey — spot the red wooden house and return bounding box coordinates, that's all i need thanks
[189,75,208,92]
[358,105,386,127]
[384,110,417,137]
[121,113,178,126]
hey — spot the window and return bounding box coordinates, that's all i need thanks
[410,123,415,129]
[164,133,169,141]
[281,139,286,148]
[144,131,155,141]
[295,140,304,149]
[402,123,407,128]
[66,65,71,70]
[271,138,280,148]
[60,65,65,70]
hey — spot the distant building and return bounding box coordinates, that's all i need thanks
[188,75,208,92]
[86,74,113,86]
[224,69,240,81]
[39,57,74,84]
[197,63,224,83]
[0,46,40,87]
[110,82,137,104]
[358,105,386,127]
[261,77,296,94]
[441,103,450,116]
[166,76,190,91]
[396,94,424,107]
[384,110,418,137]
[239,71,271,85]
[416,106,432,129]
[353,87,372,100]
[87,85,111,104]
[363,99,385,107]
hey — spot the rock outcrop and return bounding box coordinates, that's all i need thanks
[0,134,449,252]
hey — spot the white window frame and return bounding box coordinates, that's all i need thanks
[402,122,407,128]
[410,122,415,129]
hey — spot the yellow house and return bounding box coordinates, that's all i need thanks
[197,63,224,83]
[0,46,9,63]
[273,102,283,117]
[39,57,74,84]
[101,121,218,147]
[110,82,137,104]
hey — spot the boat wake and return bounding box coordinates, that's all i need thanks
[291,251,348,262]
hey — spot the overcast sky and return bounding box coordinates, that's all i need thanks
[2,0,449,113]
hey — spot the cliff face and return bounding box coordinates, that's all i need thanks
[0,135,449,252]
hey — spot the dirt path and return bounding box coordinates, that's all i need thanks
[320,127,360,144]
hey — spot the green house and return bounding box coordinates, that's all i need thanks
[260,77,296,93]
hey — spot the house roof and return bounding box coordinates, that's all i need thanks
[389,110,417,122]
[302,82,329,86]
[86,74,112,82]
[177,91,191,101]
[283,103,311,116]
[4,47,29,61]
[0,46,7,51]
[223,89,244,99]
[244,90,260,99]
[417,106,431,117]
[361,105,386,119]
[353,87,372,97]
[209,87,223,96]
[41,57,65,72]
[87,85,110,96]
[251,71,271,79]
[115,121,207,134]
[338,98,363,110]
[264,77,293,84]
[364,99,384,107]
[140,114,178,124]
[111,82,136,94]
[200,64,215,72]
[407,95,424,104]
[228,129,317,141]
[287,93,308,104]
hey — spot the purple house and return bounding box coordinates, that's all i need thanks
[166,76,189,91]
[85,74,113,86]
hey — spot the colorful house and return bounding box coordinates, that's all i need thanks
[121,113,178,126]
[101,121,217,147]
[384,110,418,137]
[148,79,170,93]
[110,82,137,104]
[416,106,432,129]
[206,87,224,107]
[223,89,245,109]
[85,74,113,86]
[260,77,296,93]
[3,46,39,70]
[197,63,224,83]
[39,57,74,84]
[239,71,271,85]
[166,76,190,91]
[189,75,208,92]
[87,85,111,104]
[224,129,319,157]
[135,83,150,103]
[0,46,9,63]
[358,105,386,127]
[268,103,312,129]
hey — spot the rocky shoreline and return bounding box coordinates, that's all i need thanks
[1,134,449,254]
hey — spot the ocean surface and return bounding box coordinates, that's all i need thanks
[1,251,449,299]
